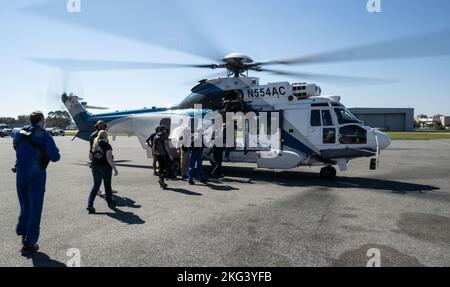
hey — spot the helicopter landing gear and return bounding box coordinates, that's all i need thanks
[320,165,337,180]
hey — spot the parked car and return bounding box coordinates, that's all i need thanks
[46,127,66,137]
[0,124,13,138]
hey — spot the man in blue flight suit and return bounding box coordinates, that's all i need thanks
[13,111,60,257]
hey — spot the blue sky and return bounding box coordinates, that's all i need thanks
[1,0,450,117]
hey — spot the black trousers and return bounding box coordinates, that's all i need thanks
[212,147,224,177]
[157,155,169,181]
[88,165,113,207]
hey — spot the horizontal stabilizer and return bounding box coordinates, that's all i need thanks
[72,131,92,141]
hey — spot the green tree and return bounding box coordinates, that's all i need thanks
[0,117,16,125]
[16,115,30,124]
[47,110,72,129]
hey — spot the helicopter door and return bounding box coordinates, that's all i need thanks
[245,111,282,152]
[308,109,337,146]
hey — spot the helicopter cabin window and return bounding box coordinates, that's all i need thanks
[321,110,333,127]
[334,108,361,125]
[339,125,367,145]
[310,110,321,126]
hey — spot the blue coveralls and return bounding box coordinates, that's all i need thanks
[13,125,60,246]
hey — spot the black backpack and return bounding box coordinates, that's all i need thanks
[154,133,167,155]
[14,128,50,170]
[92,144,107,164]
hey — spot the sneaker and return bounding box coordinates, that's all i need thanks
[189,180,195,185]
[158,180,168,189]
[86,206,96,214]
[21,244,39,257]
[18,235,26,251]
[181,176,188,181]
[107,200,118,208]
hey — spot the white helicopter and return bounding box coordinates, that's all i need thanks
[57,52,392,180]
[24,1,450,179]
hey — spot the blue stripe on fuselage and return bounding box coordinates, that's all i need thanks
[282,130,320,158]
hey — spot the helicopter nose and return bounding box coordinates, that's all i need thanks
[375,130,392,150]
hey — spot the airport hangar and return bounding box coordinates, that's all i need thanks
[349,108,415,132]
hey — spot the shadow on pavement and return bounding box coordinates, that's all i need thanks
[219,166,440,194]
[204,182,239,192]
[165,187,202,196]
[112,195,142,208]
[106,161,440,195]
[93,195,145,224]
[115,163,152,170]
[30,252,66,267]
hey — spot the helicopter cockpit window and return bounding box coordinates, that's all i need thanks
[334,108,362,125]
[310,110,321,126]
[321,110,333,126]
[339,125,367,144]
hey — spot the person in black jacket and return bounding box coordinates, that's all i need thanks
[152,126,173,189]
[146,126,160,176]
[89,120,107,150]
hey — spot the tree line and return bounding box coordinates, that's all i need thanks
[0,110,73,129]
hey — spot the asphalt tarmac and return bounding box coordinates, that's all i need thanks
[0,137,449,267]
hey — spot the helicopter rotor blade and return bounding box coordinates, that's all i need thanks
[83,105,109,110]
[30,57,219,72]
[252,29,450,66]
[252,68,395,86]
[21,0,226,62]
[179,71,227,86]
[46,72,82,110]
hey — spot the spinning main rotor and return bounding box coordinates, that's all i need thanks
[23,0,450,86]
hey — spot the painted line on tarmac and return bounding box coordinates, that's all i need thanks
[430,140,450,147]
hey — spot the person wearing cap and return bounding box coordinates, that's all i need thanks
[87,130,118,214]
[89,120,115,197]
[89,120,107,150]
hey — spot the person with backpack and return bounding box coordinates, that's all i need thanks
[152,126,173,189]
[89,120,107,149]
[87,130,118,214]
[89,120,110,197]
[13,111,60,257]
[146,126,160,176]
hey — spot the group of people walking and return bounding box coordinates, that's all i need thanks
[12,113,224,257]
[145,124,225,189]
[12,115,118,257]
